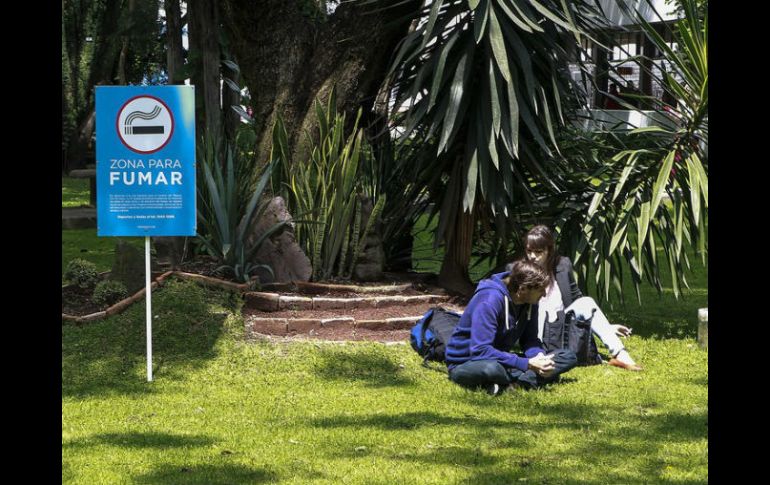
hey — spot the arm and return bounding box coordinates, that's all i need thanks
[520,304,546,358]
[562,257,583,301]
[469,301,531,372]
[564,258,632,336]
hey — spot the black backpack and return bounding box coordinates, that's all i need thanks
[542,309,602,366]
[409,307,462,364]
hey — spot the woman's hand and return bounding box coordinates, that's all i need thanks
[612,324,632,337]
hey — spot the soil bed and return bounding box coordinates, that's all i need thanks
[282,325,411,342]
[62,286,105,316]
[246,302,455,321]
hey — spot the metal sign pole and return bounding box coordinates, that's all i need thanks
[145,236,153,382]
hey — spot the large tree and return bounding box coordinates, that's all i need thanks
[62,0,165,170]
[218,0,421,167]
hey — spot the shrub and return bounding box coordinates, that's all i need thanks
[92,280,129,306]
[196,137,286,284]
[64,259,100,289]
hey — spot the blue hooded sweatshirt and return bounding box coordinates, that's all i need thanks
[445,272,545,372]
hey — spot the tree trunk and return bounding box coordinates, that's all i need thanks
[438,157,476,296]
[222,58,241,143]
[188,0,221,141]
[117,0,136,85]
[66,0,124,169]
[220,0,421,167]
[164,0,185,84]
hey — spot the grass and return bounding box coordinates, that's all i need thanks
[63,192,707,483]
[62,278,707,484]
[63,177,91,208]
[62,229,143,282]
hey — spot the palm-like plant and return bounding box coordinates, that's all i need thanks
[274,89,387,281]
[554,0,708,302]
[378,0,609,293]
[196,144,290,284]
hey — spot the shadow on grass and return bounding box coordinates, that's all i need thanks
[62,462,74,483]
[328,444,501,468]
[64,431,216,451]
[310,411,516,431]
[311,403,706,483]
[62,280,236,398]
[135,464,278,485]
[460,469,691,485]
[313,347,415,388]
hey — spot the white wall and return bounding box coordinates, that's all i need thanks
[596,0,679,26]
[574,109,679,131]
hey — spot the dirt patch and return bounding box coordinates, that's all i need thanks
[284,326,411,342]
[176,257,223,277]
[244,302,464,321]
[61,286,105,316]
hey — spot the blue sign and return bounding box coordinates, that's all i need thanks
[95,86,196,236]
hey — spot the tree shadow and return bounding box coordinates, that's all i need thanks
[326,444,501,468]
[312,347,415,388]
[134,464,278,485]
[309,411,516,431]
[62,280,236,398]
[306,399,705,483]
[63,431,216,451]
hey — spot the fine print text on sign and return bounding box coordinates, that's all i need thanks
[96,86,196,237]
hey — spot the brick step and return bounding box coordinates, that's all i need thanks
[293,280,415,294]
[244,292,450,312]
[246,315,425,335]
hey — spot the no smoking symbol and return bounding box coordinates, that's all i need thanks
[116,95,174,154]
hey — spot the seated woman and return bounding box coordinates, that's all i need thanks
[522,225,642,371]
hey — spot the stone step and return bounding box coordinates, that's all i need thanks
[247,315,425,335]
[247,310,466,335]
[243,292,450,312]
[294,280,414,294]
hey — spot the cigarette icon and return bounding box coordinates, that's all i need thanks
[124,106,165,135]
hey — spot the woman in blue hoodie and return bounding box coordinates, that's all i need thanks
[445,259,578,395]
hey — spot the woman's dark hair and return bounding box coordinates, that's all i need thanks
[524,225,559,275]
[507,259,551,293]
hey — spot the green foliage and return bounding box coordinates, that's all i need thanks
[275,88,386,280]
[64,258,100,289]
[550,0,708,303]
[196,136,289,284]
[380,0,610,251]
[92,280,129,306]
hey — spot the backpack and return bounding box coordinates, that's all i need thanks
[542,309,602,366]
[409,307,462,364]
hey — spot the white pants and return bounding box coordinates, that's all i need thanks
[566,296,624,357]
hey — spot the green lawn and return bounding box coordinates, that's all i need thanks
[63,199,707,484]
[63,177,92,207]
[62,277,707,484]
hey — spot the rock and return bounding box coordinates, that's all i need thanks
[241,196,312,284]
[698,308,708,350]
[352,198,385,282]
[153,236,188,269]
